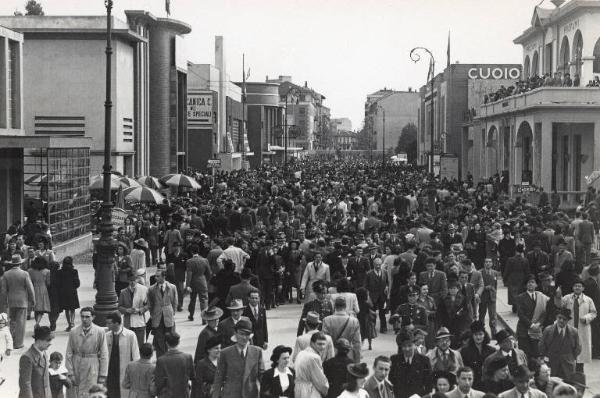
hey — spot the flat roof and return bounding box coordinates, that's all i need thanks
[0,135,92,148]
[125,10,191,35]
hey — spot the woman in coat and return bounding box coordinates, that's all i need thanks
[261,345,295,398]
[437,282,470,348]
[28,256,51,328]
[193,335,220,398]
[115,243,132,296]
[48,261,62,332]
[58,257,80,331]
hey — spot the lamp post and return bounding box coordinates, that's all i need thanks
[283,86,300,168]
[376,104,385,168]
[94,0,118,326]
[410,47,435,174]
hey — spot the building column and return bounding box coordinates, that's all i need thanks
[539,121,552,190]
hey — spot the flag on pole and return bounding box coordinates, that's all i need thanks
[447,30,451,68]
[165,0,171,16]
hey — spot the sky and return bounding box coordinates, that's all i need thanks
[2,0,551,129]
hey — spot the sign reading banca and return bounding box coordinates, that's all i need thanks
[187,94,213,124]
[468,66,521,80]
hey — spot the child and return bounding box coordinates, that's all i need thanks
[49,351,72,398]
[122,343,156,398]
[0,313,12,385]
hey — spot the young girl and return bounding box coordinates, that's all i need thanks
[49,351,72,398]
[0,313,13,385]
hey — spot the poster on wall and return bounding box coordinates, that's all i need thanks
[187,93,214,125]
[439,154,459,181]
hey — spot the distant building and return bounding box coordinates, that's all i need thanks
[364,89,419,155]
[417,63,521,178]
[333,130,358,151]
[475,0,600,202]
[331,117,353,132]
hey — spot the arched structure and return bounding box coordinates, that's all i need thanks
[486,126,498,177]
[559,36,570,74]
[515,121,533,184]
[572,30,583,78]
[531,51,539,77]
[594,37,600,74]
[524,56,531,79]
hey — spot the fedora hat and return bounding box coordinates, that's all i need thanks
[511,365,532,382]
[494,329,512,344]
[347,362,369,379]
[227,299,244,310]
[201,306,224,321]
[233,319,253,335]
[303,311,322,325]
[470,320,486,334]
[435,327,453,339]
[134,238,148,249]
[10,254,25,265]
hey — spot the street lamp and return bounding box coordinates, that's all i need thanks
[94,0,118,326]
[410,47,435,174]
[375,104,385,168]
[283,86,300,168]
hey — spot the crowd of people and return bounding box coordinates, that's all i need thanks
[1,156,600,398]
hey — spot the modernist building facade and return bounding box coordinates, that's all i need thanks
[475,0,600,197]
[417,64,521,178]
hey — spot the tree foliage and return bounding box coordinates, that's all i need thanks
[395,122,418,163]
[25,0,44,15]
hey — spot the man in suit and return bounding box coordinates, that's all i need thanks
[105,312,140,398]
[390,331,432,398]
[348,247,371,289]
[118,272,148,348]
[503,246,530,313]
[575,212,595,271]
[147,269,178,357]
[461,259,483,317]
[242,291,268,349]
[458,270,477,325]
[255,240,277,309]
[211,319,264,398]
[526,243,551,278]
[364,355,393,398]
[323,338,354,398]
[499,365,547,398]
[154,332,195,398]
[479,257,498,334]
[297,280,334,336]
[539,307,581,380]
[365,258,389,333]
[225,267,259,306]
[516,274,549,360]
[446,367,485,398]
[292,312,335,363]
[194,306,223,363]
[218,299,251,348]
[483,330,528,378]
[584,264,600,358]
[426,327,464,375]
[19,326,53,398]
[185,245,212,321]
[0,254,35,349]
[322,297,362,363]
[301,252,331,299]
[419,257,448,304]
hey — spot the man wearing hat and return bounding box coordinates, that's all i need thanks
[0,254,35,349]
[389,285,428,334]
[292,312,334,363]
[348,247,370,289]
[323,339,354,398]
[499,365,546,398]
[322,297,361,363]
[503,245,530,313]
[218,299,251,348]
[118,271,148,348]
[147,269,178,357]
[426,327,464,375]
[483,330,527,378]
[560,277,597,371]
[193,306,223,363]
[296,280,333,336]
[18,326,53,398]
[441,224,463,256]
[212,319,264,398]
[390,331,432,398]
[419,257,448,304]
[540,307,581,380]
[515,274,549,359]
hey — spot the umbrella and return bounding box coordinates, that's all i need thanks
[25,174,53,186]
[160,174,201,190]
[89,174,122,190]
[119,176,142,188]
[123,186,165,204]
[137,176,165,190]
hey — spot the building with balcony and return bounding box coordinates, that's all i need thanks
[475,0,600,198]
[365,89,419,156]
[416,64,521,177]
[332,130,358,151]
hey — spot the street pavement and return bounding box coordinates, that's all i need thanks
[1,255,597,397]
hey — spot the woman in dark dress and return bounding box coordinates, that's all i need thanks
[261,345,295,398]
[48,261,62,332]
[192,335,221,398]
[356,287,376,350]
[437,281,470,348]
[458,321,496,389]
[58,256,80,331]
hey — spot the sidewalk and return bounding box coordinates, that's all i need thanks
[496,284,599,397]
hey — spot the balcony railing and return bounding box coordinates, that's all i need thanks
[478,87,600,118]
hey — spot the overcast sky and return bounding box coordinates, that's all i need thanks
[2,0,550,129]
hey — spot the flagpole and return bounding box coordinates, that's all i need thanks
[410,47,435,174]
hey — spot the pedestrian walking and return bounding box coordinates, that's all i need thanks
[28,256,51,328]
[121,343,156,398]
[322,297,362,363]
[105,312,140,398]
[445,367,485,398]
[323,338,353,398]
[193,306,222,363]
[243,290,269,349]
[18,326,54,398]
[154,332,195,398]
[0,312,12,385]
[58,257,80,332]
[0,254,35,349]
[294,332,329,398]
[300,253,330,301]
[185,245,211,321]
[390,331,432,398]
[147,269,178,357]
[365,258,389,333]
[217,299,251,348]
[296,281,333,336]
[292,312,334,363]
[539,307,581,380]
[48,352,72,398]
[363,356,393,398]
[118,272,148,348]
[191,336,220,398]
[64,307,109,398]
[260,345,295,398]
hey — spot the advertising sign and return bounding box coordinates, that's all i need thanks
[468,66,521,80]
[439,155,459,180]
[187,94,213,124]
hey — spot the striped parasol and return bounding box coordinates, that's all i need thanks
[123,186,165,204]
[119,176,142,188]
[24,174,59,186]
[137,176,166,190]
[160,174,201,190]
[89,174,123,190]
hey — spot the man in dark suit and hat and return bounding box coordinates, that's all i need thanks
[483,330,527,378]
[390,331,432,398]
[19,326,53,398]
[540,307,581,380]
[296,280,333,336]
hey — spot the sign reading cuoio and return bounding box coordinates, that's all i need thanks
[468,66,521,80]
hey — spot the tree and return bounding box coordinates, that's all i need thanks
[25,0,44,15]
[395,122,418,163]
